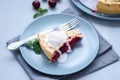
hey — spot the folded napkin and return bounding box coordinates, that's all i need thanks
[6,8,119,80]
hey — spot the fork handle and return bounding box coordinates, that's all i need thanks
[7,34,37,50]
[7,30,52,50]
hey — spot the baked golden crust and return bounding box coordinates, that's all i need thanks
[37,32,55,60]
[97,0,120,14]
[37,30,83,61]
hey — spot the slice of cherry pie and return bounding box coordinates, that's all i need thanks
[37,29,83,62]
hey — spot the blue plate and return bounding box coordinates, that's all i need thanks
[71,0,120,20]
[20,14,99,75]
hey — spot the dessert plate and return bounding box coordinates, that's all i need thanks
[72,0,120,20]
[20,14,99,75]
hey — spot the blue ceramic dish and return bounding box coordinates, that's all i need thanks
[72,0,120,20]
[20,14,99,75]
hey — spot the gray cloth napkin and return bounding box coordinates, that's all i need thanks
[6,8,119,80]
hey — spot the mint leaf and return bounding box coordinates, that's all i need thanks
[26,44,32,49]
[32,39,41,54]
[33,8,48,18]
[37,8,48,13]
[33,45,41,54]
[33,39,39,46]
[25,40,33,49]
[28,40,33,46]
[42,9,48,13]
[33,13,39,18]
[37,7,43,13]
[25,39,41,54]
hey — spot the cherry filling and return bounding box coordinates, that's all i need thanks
[50,36,82,62]
[69,36,81,49]
[59,42,68,53]
[51,50,60,62]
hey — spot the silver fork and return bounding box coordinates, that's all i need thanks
[53,18,79,31]
[7,18,79,50]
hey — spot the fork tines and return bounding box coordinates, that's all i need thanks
[59,18,79,31]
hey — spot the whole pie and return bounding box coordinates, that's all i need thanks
[97,0,120,14]
[37,29,83,62]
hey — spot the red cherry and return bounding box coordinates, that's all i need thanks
[48,0,57,8]
[32,0,40,10]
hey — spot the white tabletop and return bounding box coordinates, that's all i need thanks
[0,0,120,80]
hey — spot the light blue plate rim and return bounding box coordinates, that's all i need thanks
[20,13,99,75]
[71,0,120,20]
